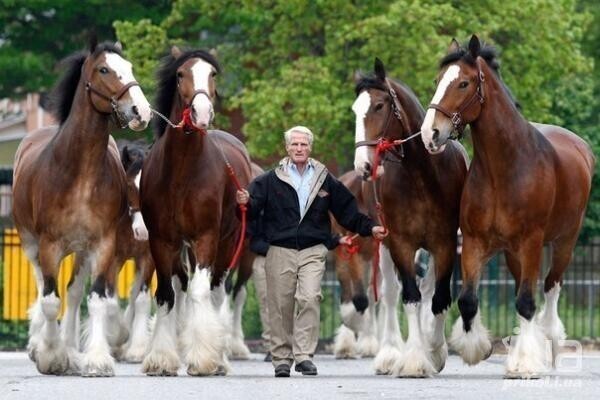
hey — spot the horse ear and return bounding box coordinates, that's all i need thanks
[114,41,123,52]
[448,38,460,54]
[209,48,218,59]
[88,32,98,53]
[468,34,481,58]
[353,70,362,84]
[121,145,130,165]
[171,45,182,59]
[374,57,386,81]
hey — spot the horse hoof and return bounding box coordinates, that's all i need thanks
[214,365,227,376]
[82,367,114,377]
[504,371,541,380]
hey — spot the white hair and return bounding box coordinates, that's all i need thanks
[284,126,314,145]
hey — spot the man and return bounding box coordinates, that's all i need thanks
[236,126,387,377]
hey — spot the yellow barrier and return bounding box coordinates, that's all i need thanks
[2,228,156,321]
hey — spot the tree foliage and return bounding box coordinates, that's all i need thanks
[0,0,170,98]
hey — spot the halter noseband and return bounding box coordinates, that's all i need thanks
[188,88,212,107]
[85,80,140,128]
[427,62,485,139]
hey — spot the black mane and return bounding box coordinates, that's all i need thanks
[354,74,387,95]
[154,49,221,137]
[440,42,521,110]
[48,42,124,125]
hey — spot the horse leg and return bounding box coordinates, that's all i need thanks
[229,259,252,360]
[122,252,154,363]
[172,254,189,353]
[448,235,492,365]
[506,232,549,378]
[536,234,577,367]
[182,238,229,376]
[105,259,130,356]
[391,246,436,378]
[31,237,71,375]
[425,243,457,373]
[20,233,44,363]
[356,254,378,357]
[142,238,180,376]
[333,251,359,359]
[373,244,403,375]
[81,238,121,377]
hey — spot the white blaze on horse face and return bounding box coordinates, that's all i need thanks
[421,65,460,154]
[105,53,152,130]
[134,170,142,191]
[352,91,372,176]
[190,59,215,129]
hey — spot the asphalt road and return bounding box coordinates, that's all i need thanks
[1,352,599,400]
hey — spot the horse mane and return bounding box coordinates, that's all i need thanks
[440,42,521,110]
[48,42,125,125]
[154,49,221,137]
[354,73,424,111]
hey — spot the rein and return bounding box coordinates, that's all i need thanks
[85,80,140,128]
[149,105,247,270]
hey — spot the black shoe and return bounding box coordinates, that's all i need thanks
[274,364,290,377]
[294,360,318,376]
[264,352,272,362]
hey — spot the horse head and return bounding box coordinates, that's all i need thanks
[83,39,152,131]
[421,35,487,154]
[352,58,416,180]
[154,46,220,134]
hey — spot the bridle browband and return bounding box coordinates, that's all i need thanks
[427,60,485,139]
[85,80,140,128]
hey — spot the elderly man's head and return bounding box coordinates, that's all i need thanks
[284,126,313,165]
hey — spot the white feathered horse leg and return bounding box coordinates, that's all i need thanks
[373,245,403,375]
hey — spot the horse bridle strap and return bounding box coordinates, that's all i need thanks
[86,81,140,108]
[427,64,485,138]
[189,89,212,106]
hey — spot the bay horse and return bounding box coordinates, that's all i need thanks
[332,170,380,359]
[353,58,468,376]
[114,143,156,363]
[421,35,595,378]
[12,40,152,376]
[140,46,252,376]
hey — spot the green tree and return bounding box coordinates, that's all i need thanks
[0,0,170,98]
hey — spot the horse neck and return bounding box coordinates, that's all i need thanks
[52,81,110,171]
[163,97,207,166]
[470,64,532,172]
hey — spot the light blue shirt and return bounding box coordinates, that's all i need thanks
[288,160,314,217]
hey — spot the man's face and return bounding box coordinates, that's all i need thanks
[286,132,311,164]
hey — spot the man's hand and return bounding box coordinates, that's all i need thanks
[371,226,387,240]
[236,189,249,205]
[338,235,354,246]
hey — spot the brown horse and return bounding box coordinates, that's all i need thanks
[353,58,468,376]
[114,143,156,363]
[421,36,595,378]
[12,40,152,376]
[332,170,380,359]
[140,47,252,376]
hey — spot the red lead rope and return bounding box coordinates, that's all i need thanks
[225,162,247,270]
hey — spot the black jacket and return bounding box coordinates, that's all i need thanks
[247,158,374,251]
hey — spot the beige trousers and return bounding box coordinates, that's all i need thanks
[265,244,328,367]
[251,255,271,346]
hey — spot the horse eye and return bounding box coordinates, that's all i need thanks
[459,81,469,89]
[210,71,217,78]
[99,67,109,74]
[374,103,384,111]
[177,71,183,79]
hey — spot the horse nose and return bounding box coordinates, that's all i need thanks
[132,105,139,117]
[432,128,440,143]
